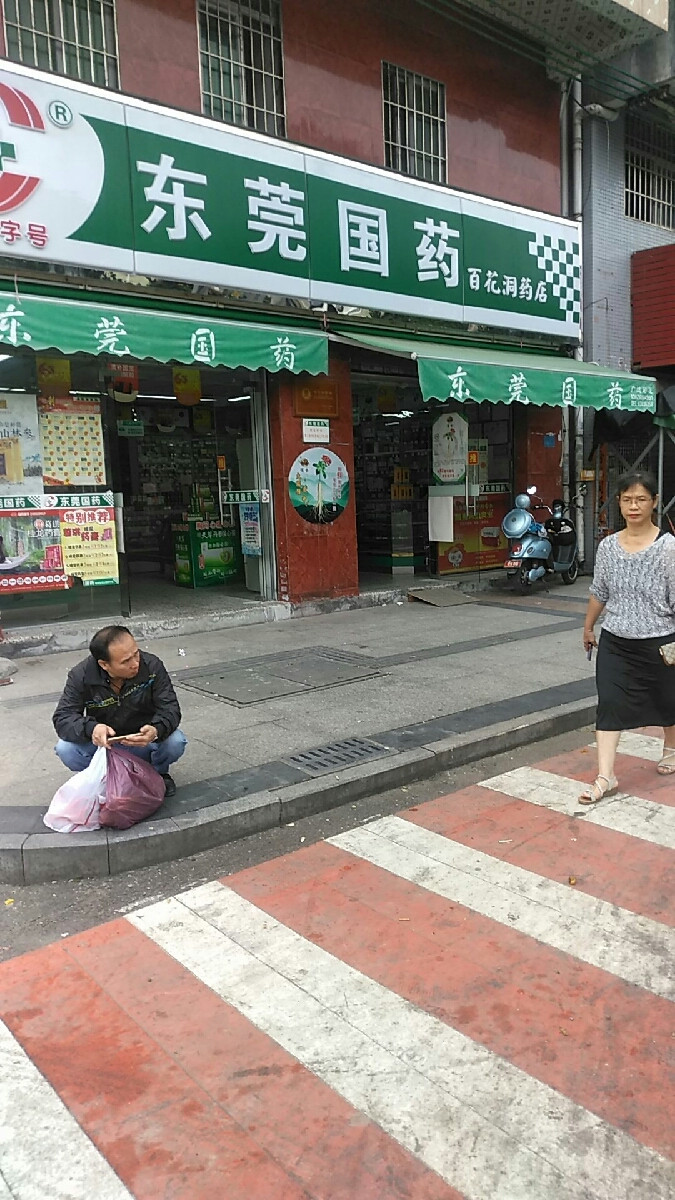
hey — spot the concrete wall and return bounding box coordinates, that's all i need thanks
[583,111,675,370]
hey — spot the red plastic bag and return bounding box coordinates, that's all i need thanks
[99,745,166,830]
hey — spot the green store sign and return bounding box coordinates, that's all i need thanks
[0,64,580,340]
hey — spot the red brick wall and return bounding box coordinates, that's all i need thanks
[269,353,359,603]
[0,0,559,212]
[632,245,675,369]
[116,0,202,112]
[282,0,561,213]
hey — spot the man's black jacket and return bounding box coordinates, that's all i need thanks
[53,651,181,744]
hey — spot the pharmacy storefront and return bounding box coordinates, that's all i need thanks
[0,62,656,621]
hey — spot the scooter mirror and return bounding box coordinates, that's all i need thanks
[526,486,537,495]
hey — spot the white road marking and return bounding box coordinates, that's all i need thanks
[331,817,674,999]
[617,732,664,762]
[481,766,675,851]
[130,885,674,1200]
[0,1019,133,1200]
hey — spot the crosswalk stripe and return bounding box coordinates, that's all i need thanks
[229,839,675,1159]
[480,766,675,848]
[401,783,675,926]
[330,816,674,999]
[616,732,664,762]
[130,885,675,1200]
[60,918,457,1200]
[0,1018,133,1200]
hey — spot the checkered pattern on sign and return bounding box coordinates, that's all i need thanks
[528,233,581,319]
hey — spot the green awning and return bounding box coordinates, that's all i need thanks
[338,331,656,412]
[0,290,328,375]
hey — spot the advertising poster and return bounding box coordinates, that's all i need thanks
[38,395,106,487]
[432,412,468,485]
[0,394,42,497]
[173,367,202,407]
[239,502,262,557]
[436,493,510,573]
[172,520,240,587]
[36,356,71,399]
[0,492,117,595]
[288,447,350,525]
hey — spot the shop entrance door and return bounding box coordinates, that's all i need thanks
[112,366,276,615]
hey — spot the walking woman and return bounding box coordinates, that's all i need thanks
[580,469,675,803]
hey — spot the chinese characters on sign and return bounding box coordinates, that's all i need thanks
[0,63,585,339]
[245,176,306,261]
[0,492,118,595]
[137,154,211,241]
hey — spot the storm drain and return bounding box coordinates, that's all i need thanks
[285,736,391,777]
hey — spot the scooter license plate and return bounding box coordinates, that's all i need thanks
[504,560,520,568]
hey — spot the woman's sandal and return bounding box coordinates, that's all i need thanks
[578,775,618,805]
[657,749,675,776]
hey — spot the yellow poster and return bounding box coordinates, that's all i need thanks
[37,357,71,399]
[59,505,118,585]
[173,367,201,406]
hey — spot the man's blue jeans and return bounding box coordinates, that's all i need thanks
[55,729,188,776]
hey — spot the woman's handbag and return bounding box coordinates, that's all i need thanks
[659,641,675,666]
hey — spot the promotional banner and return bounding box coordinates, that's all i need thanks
[0,491,118,594]
[435,493,510,573]
[0,63,582,339]
[239,501,262,557]
[0,393,42,497]
[432,412,469,484]
[38,395,106,487]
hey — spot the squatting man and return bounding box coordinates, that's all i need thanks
[53,626,187,797]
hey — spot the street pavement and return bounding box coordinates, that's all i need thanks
[1,581,591,808]
[1,728,674,1199]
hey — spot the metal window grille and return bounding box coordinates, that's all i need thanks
[198,0,285,138]
[382,62,446,185]
[4,0,119,88]
[625,114,675,231]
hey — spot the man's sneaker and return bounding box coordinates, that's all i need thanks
[161,773,176,798]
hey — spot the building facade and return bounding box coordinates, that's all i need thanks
[0,0,661,625]
[581,1,675,551]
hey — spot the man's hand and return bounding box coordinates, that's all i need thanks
[120,724,158,748]
[92,723,116,747]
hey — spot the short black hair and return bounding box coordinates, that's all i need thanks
[615,470,658,499]
[89,625,133,662]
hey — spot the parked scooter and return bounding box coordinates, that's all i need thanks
[501,488,579,593]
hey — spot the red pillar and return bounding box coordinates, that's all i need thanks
[269,351,359,603]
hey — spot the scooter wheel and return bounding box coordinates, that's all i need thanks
[517,564,531,594]
[561,558,579,585]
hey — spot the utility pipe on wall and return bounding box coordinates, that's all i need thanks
[572,76,586,565]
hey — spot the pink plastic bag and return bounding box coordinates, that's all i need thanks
[44,746,106,833]
[99,745,166,830]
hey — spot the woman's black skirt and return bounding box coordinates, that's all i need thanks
[596,629,675,730]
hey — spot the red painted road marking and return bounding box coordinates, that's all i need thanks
[226,840,675,1159]
[402,783,675,926]
[537,746,675,806]
[0,921,462,1200]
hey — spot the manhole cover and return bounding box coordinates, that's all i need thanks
[285,737,391,776]
[176,647,380,705]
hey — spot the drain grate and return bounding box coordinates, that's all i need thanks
[285,736,391,776]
